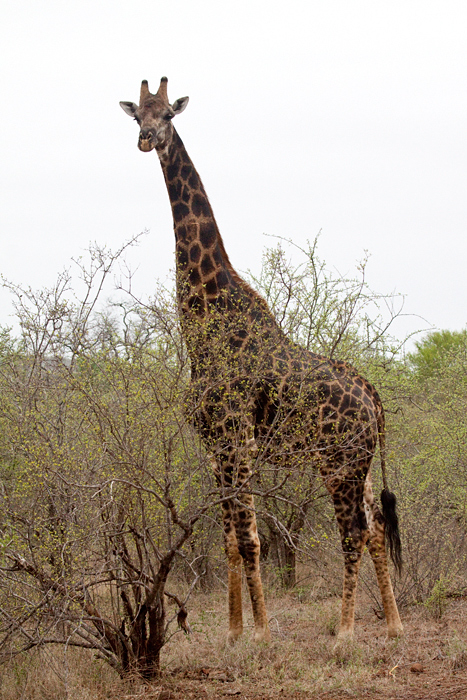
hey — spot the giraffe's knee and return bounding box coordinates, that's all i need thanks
[341,514,368,557]
[238,531,261,561]
[236,520,261,562]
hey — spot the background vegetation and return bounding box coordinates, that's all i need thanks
[1,237,467,697]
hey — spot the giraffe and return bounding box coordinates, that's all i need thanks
[120,77,403,642]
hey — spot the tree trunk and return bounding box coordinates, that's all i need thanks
[281,539,296,588]
[268,526,296,588]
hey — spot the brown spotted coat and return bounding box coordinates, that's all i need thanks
[120,77,403,641]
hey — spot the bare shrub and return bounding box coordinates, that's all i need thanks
[0,241,223,678]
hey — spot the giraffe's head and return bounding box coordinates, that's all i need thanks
[120,77,189,153]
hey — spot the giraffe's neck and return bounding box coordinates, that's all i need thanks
[159,131,248,317]
[157,130,283,366]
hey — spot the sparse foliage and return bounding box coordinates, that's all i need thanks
[2,235,467,685]
[0,241,222,678]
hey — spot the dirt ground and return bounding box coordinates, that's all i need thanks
[120,593,467,700]
[154,661,467,700]
[3,589,467,700]
[159,673,467,700]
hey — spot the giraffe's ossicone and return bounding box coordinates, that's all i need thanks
[120,77,403,643]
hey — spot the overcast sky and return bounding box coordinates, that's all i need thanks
[1,1,466,349]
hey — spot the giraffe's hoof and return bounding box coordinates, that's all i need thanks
[333,630,356,654]
[387,624,404,639]
[333,628,353,651]
[227,628,243,644]
[254,627,271,643]
[336,627,354,641]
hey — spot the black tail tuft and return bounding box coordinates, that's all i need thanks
[381,488,402,575]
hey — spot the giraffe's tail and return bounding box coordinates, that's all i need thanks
[377,403,403,575]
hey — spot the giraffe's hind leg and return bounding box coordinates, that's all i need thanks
[364,476,403,637]
[331,478,369,638]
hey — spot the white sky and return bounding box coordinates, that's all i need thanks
[1,1,467,348]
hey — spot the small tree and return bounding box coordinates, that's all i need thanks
[0,243,223,678]
[409,329,467,380]
[386,328,467,604]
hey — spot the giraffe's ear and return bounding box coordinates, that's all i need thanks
[119,101,138,117]
[172,96,189,115]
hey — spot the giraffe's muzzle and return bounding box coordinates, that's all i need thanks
[138,129,156,152]
[138,137,154,152]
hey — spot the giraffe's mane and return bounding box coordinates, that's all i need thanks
[214,229,273,316]
[171,128,278,323]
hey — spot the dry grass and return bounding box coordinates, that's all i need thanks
[2,584,467,699]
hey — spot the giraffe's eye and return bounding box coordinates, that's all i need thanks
[163,112,174,121]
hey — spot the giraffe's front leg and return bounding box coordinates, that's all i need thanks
[218,423,270,643]
[222,501,244,642]
[235,492,270,643]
